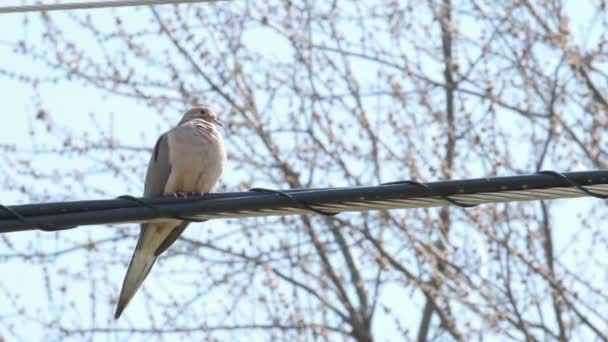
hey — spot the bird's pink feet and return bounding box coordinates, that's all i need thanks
[173,192,188,198]
[173,191,208,198]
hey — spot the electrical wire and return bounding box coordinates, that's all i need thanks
[1,170,607,233]
[0,0,227,14]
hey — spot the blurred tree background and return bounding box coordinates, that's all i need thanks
[1,0,607,340]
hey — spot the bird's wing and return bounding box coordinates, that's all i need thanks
[142,131,191,256]
[115,132,190,319]
[144,133,171,196]
[154,221,189,256]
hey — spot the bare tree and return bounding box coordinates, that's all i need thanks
[1,0,607,341]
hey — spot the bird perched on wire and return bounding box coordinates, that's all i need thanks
[114,106,226,319]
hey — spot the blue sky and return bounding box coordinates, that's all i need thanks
[0,0,607,340]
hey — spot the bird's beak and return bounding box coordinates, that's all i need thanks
[215,118,224,127]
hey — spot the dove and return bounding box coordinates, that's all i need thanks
[114,106,226,319]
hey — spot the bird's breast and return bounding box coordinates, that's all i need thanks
[166,123,226,193]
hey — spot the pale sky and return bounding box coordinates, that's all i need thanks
[0,1,606,341]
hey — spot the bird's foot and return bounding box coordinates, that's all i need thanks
[173,191,208,198]
[173,191,189,198]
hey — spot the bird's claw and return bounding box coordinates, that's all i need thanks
[173,191,190,198]
[173,191,208,198]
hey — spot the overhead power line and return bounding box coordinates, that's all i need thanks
[0,0,226,14]
[1,170,607,234]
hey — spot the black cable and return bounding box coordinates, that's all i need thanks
[380,180,478,208]
[536,170,608,199]
[249,188,337,216]
[2,170,608,233]
[0,204,76,232]
[116,195,205,222]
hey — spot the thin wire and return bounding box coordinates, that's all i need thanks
[2,170,608,233]
[0,0,227,14]
[249,188,337,216]
[380,180,478,208]
[537,170,608,199]
[0,203,75,231]
[116,195,204,222]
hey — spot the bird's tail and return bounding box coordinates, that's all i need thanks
[114,243,157,319]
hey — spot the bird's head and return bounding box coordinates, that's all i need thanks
[179,106,223,127]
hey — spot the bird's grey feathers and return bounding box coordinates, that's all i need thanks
[143,134,172,196]
[153,221,189,256]
[114,106,226,319]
